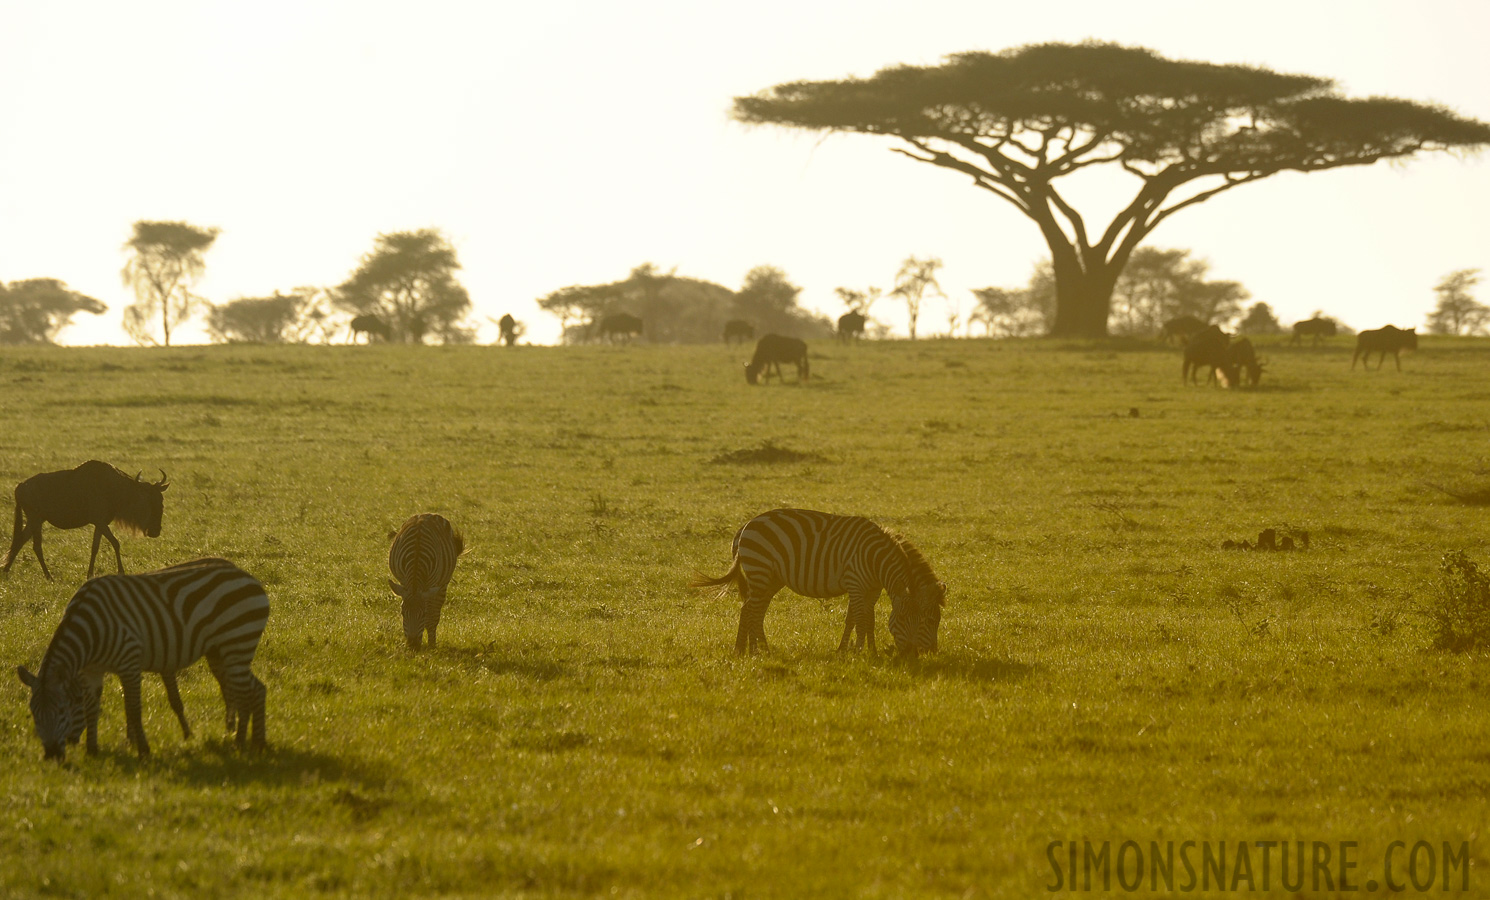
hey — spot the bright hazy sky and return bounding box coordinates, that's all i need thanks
[3,0,1488,345]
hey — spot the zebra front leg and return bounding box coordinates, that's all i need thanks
[840,592,865,652]
[161,671,192,740]
[119,670,151,758]
[426,595,445,650]
[85,677,103,756]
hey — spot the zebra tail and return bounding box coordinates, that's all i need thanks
[688,557,744,599]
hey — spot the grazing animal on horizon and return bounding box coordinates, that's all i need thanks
[595,313,644,344]
[1353,326,1418,371]
[723,319,755,345]
[388,514,465,650]
[16,557,270,761]
[1161,315,1208,345]
[350,314,392,343]
[497,313,519,347]
[4,461,169,581]
[690,508,945,657]
[837,311,867,343]
[1182,325,1240,386]
[1290,316,1337,347]
[745,334,809,385]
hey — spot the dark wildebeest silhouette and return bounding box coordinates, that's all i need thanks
[1353,326,1418,371]
[723,319,755,345]
[1290,316,1337,346]
[838,311,867,344]
[1182,325,1241,386]
[350,314,391,343]
[1161,315,1208,344]
[596,313,644,344]
[3,461,169,580]
[1227,337,1264,387]
[745,334,809,385]
[498,313,518,347]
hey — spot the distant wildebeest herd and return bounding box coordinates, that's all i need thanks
[7,458,944,763]
[1162,315,1420,387]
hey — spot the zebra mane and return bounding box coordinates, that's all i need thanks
[882,528,946,606]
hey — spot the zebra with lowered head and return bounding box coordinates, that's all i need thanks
[388,513,465,650]
[16,557,270,761]
[691,508,946,657]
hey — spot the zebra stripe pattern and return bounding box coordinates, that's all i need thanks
[691,508,946,656]
[388,513,464,650]
[16,557,269,761]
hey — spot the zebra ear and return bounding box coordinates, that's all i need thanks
[17,665,37,688]
[388,578,407,598]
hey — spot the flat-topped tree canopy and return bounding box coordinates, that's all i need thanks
[733,42,1490,337]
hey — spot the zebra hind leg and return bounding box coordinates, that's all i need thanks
[206,652,237,733]
[736,596,771,655]
[161,671,192,740]
[247,675,268,749]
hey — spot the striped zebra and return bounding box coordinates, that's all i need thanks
[691,508,946,656]
[388,513,464,650]
[16,557,269,761]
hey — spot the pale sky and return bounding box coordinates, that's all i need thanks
[3,0,1487,345]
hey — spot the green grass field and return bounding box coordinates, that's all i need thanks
[1,336,1487,898]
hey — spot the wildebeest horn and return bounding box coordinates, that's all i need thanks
[135,470,143,481]
[155,469,169,489]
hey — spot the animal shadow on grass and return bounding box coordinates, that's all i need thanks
[709,440,828,465]
[912,653,1038,684]
[433,642,568,682]
[154,742,395,792]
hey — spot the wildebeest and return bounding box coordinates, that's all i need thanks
[349,314,391,343]
[1181,325,1240,386]
[3,461,169,581]
[1290,316,1337,346]
[1353,326,1418,371]
[837,311,867,343]
[1228,337,1264,387]
[723,319,755,344]
[1161,315,1208,344]
[745,334,809,385]
[497,313,519,347]
[595,313,644,343]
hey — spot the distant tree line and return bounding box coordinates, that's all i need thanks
[538,264,832,344]
[4,220,1483,346]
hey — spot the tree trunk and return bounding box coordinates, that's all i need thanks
[1046,255,1119,338]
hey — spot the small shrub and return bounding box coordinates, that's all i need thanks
[1429,551,1490,651]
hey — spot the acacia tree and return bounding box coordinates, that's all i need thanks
[121,220,219,346]
[206,293,313,343]
[889,255,943,340]
[733,265,832,337]
[1425,268,1487,335]
[1109,247,1249,334]
[1238,302,1285,335]
[335,229,472,343]
[734,42,1490,337]
[0,279,106,344]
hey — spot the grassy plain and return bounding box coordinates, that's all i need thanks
[0,335,1487,898]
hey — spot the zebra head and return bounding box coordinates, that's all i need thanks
[388,579,441,650]
[17,665,81,761]
[913,578,947,654]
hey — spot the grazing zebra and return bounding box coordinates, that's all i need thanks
[16,557,270,761]
[690,508,946,657]
[388,513,465,650]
